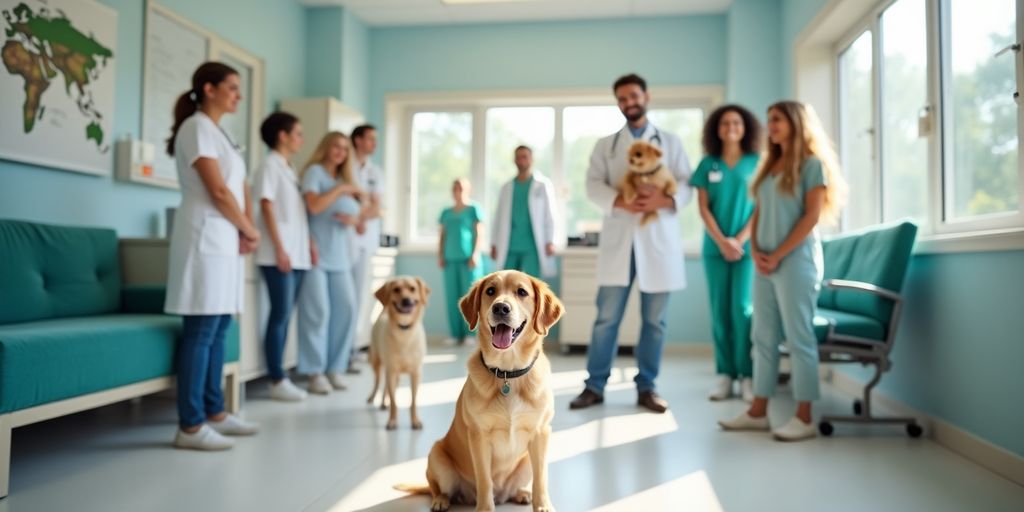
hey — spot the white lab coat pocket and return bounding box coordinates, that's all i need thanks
[199,216,239,256]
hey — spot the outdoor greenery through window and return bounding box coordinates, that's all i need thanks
[835,0,1022,236]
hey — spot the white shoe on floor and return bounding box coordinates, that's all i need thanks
[174,425,234,451]
[772,417,817,442]
[740,378,755,402]
[270,379,307,402]
[327,372,347,390]
[208,414,259,436]
[708,375,733,401]
[718,411,770,431]
[308,374,332,395]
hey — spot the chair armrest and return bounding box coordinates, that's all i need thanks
[121,284,167,314]
[823,279,902,302]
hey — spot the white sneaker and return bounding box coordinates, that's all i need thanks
[174,425,234,451]
[772,417,817,442]
[708,375,734,401]
[208,414,259,436]
[740,378,755,402]
[327,372,347,390]
[308,374,331,395]
[270,379,307,402]
[718,411,770,431]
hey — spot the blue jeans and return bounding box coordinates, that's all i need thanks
[177,314,232,429]
[584,252,670,394]
[260,266,306,382]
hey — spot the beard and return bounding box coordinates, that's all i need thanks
[623,104,646,122]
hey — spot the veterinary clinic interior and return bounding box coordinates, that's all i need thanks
[0,0,1022,510]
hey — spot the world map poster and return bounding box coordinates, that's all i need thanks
[0,0,117,176]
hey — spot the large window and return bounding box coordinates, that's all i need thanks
[398,89,719,251]
[835,0,1023,239]
[411,112,472,239]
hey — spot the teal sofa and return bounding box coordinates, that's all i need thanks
[0,220,241,498]
[812,221,921,437]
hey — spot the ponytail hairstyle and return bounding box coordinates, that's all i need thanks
[166,61,239,156]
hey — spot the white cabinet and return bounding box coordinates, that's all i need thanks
[278,97,364,170]
[558,248,641,347]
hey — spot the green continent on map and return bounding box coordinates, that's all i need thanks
[86,121,103,146]
[2,2,113,144]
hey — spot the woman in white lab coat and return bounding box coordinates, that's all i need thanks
[253,111,314,402]
[164,62,260,451]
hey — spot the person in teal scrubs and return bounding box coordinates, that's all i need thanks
[438,179,483,345]
[718,101,847,442]
[491,145,557,279]
[691,105,762,403]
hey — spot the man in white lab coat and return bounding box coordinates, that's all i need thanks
[569,74,692,414]
[490,145,558,279]
[348,124,384,372]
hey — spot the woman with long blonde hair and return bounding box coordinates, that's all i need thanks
[296,131,364,395]
[719,100,847,441]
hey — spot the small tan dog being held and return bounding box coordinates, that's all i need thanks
[618,140,677,226]
[395,270,564,512]
[367,276,430,430]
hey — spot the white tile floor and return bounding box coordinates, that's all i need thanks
[5,346,1023,512]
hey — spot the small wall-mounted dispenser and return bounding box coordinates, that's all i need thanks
[115,138,170,188]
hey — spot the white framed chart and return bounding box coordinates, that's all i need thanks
[140,1,264,189]
[0,0,118,176]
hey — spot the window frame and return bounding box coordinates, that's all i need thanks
[830,0,1024,249]
[385,86,725,252]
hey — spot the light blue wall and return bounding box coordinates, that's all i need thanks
[0,0,307,237]
[305,7,344,99]
[341,9,370,114]
[780,0,830,96]
[304,6,369,114]
[367,15,728,131]
[727,0,784,115]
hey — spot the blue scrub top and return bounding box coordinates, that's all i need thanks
[755,156,827,254]
[303,164,360,271]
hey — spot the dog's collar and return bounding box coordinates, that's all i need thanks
[632,164,663,177]
[480,352,539,396]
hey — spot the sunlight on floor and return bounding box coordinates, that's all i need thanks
[590,471,724,512]
[422,354,459,365]
[330,409,679,510]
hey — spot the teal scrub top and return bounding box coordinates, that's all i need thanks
[508,176,536,253]
[303,164,360,271]
[755,156,827,254]
[439,203,482,261]
[691,154,759,257]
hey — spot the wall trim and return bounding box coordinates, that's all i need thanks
[823,368,1024,487]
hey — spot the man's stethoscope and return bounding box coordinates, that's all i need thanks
[609,126,663,157]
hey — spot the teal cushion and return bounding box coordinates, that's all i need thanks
[832,222,917,324]
[814,308,886,343]
[818,235,860,310]
[0,315,240,413]
[0,220,121,324]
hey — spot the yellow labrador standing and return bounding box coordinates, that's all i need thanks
[367,276,430,430]
[397,270,564,512]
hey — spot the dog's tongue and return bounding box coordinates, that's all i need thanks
[492,324,514,349]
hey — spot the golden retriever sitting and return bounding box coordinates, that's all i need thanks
[618,140,677,226]
[396,270,564,512]
[367,276,430,430]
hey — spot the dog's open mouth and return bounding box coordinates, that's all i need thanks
[393,301,416,315]
[490,321,526,350]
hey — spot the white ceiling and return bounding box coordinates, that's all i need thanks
[301,0,733,27]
